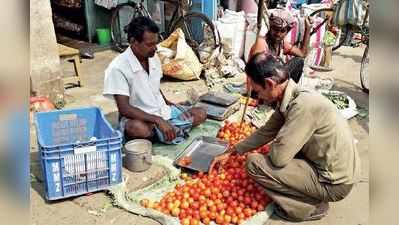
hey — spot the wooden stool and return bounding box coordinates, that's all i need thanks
[58,44,83,87]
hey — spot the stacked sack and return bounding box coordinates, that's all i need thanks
[214,10,247,58]
[284,3,329,67]
[244,13,268,62]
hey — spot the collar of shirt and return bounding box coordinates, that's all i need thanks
[126,47,157,74]
[279,78,298,113]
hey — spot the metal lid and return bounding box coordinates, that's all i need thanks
[124,139,152,155]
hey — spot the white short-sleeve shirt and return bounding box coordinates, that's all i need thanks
[103,47,171,120]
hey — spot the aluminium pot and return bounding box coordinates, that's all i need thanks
[123,139,152,172]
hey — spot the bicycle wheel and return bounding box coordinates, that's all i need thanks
[111,3,142,52]
[309,8,348,51]
[360,45,369,93]
[169,12,218,64]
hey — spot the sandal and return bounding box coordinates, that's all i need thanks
[274,202,329,222]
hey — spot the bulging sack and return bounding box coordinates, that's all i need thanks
[214,9,246,58]
[157,29,202,81]
[333,0,368,28]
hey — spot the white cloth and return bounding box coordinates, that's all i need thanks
[103,47,172,123]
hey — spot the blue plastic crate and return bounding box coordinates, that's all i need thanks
[35,107,123,200]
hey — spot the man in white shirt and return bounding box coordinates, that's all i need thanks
[103,17,206,143]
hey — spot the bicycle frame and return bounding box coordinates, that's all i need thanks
[161,0,195,39]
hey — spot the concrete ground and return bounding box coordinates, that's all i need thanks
[30,46,369,225]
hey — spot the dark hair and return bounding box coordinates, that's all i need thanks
[245,53,289,87]
[125,16,159,43]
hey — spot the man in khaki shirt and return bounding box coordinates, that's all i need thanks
[210,53,361,222]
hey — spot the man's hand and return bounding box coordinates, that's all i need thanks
[155,118,176,141]
[305,16,313,30]
[209,145,236,173]
[178,110,193,121]
[209,152,232,173]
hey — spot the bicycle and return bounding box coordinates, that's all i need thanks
[307,0,369,51]
[110,0,219,63]
[307,0,369,92]
[359,14,369,93]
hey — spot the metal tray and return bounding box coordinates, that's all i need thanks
[196,101,240,121]
[174,136,229,172]
[199,91,239,107]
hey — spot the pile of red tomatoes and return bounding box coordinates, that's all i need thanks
[217,121,256,145]
[140,120,272,225]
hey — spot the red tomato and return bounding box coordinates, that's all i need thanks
[181,218,190,225]
[251,201,258,210]
[183,192,190,199]
[216,215,224,224]
[209,211,217,220]
[226,196,234,204]
[243,208,252,217]
[231,200,239,208]
[192,192,200,201]
[216,202,225,211]
[217,193,223,199]
[226,207,235,216]
[254,193,263,201]
[202,217,211,225]
[199,195,206,203]
[246,184,254,192]
[206,200,215,208]
[192,211,200,220]
[183,186,190,193]
[199,206,207,212]
[224,214,232,224]
[257,203,265,211]
[244,196,252,205]
[222,190,230,198]
[198,182,206,190]
[181,201,189,209]
[191,201,200,210]
[235,206,243,215]
[167,202,174,211]
[231,191,238,199]
[190,218,200,225]
[199,210,208,219]
[204,188,211,197]
[231,215,239,224]
[171,207,180,217]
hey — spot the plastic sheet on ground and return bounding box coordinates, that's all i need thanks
[108,155,275,225]
[108,156,182,225]
[319,90,359,120]
[247,105,275,129]
[298,75,334,90]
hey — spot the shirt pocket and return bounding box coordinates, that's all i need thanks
[149,66,162,93]
[125,74,137,102]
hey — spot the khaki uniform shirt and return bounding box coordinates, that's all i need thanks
[236,79,361,185]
